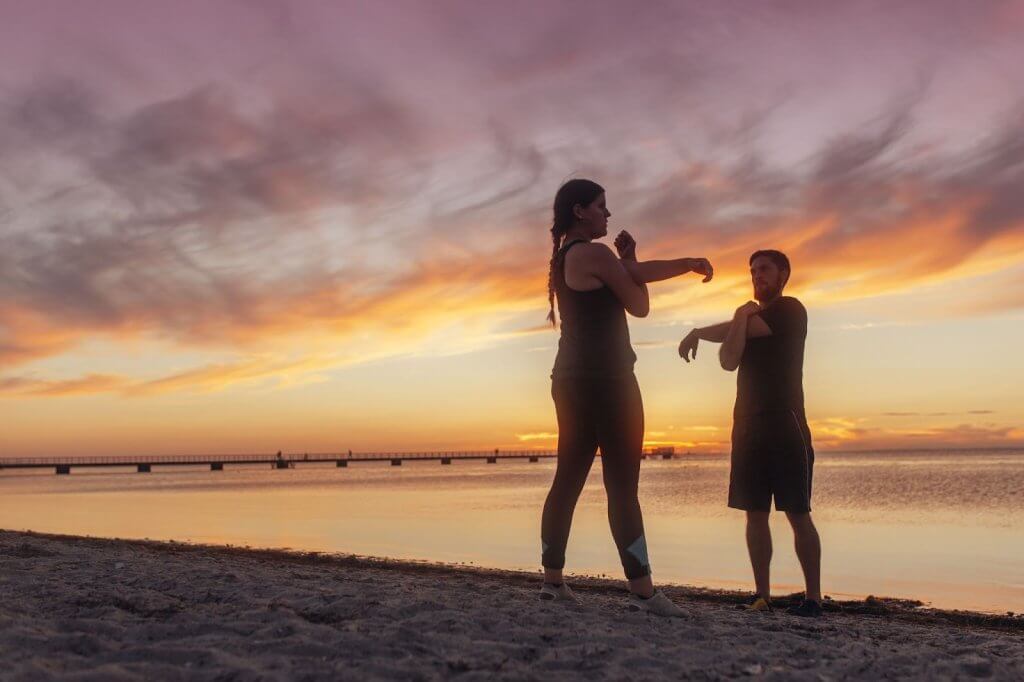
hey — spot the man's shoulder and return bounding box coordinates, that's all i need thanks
[776,296,807,315]
[758,296,807,335]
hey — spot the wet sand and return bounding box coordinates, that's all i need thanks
[1,529,1021,680]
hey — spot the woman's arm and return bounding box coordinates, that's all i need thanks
[621,258,714,284]
[573,243,650,317]
[614,230,713,284]
[617,247,714,285]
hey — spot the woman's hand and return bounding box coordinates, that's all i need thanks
[614,230,637,261]
[687,257,714,283]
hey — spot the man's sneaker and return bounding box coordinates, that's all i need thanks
[539,582,578,603]
[628,590,687,618]
[737,594,773,612]
[786,599,823,618]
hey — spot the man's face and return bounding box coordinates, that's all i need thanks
[750,256,788,302]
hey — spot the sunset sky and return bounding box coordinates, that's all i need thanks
[2,0,1022,457]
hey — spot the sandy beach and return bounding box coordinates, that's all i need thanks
[1,530,1021,681]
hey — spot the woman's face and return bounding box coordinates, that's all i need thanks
[575,193,611,238]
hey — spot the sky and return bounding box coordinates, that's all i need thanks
[1,0,1022,457]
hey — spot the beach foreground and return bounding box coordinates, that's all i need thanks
[1,530,1021,680]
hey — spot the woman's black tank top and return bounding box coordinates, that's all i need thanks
[551,239,637,379]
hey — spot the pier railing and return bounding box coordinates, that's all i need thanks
[0,448,677,474]
[0,450,574,474]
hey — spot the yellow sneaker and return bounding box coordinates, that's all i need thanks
[739,595,772,612]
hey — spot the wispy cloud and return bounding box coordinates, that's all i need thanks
[2,0,1023,403]
[882,410,996,418]
[515,432,558,442]
[810,419,1023,451]
[0,374,127,397]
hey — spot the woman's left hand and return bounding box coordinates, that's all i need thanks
[614,230,637,261]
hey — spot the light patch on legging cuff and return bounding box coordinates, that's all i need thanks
[626,535,649,568]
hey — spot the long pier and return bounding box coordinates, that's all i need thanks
[0,448,677,475]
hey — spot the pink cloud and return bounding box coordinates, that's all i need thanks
[2,0,1022,388]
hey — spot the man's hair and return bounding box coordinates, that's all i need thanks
[749,249,790,273]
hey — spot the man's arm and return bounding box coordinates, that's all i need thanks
[719,302,762,371]
[678,321,728,362]
[694,321,731,342]
[678,317,771,362]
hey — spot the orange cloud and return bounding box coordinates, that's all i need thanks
[0,355,347,399]
[0,371,155,398]
[807,420,1024,451]
[515,432,558,442]
[4,79,1024,402]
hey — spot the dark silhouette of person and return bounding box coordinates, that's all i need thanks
[541,178,713,616]
[678,250,823,617]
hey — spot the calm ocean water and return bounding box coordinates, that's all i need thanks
[1,449,1021,613]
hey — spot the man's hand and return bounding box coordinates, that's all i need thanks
[614,230,637,261]
[735,301,761,318]
[687,257,714,283]
[678,329,699,362]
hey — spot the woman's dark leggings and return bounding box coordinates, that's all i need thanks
[541,373,650,580]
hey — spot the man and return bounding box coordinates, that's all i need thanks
[678,250,822,617]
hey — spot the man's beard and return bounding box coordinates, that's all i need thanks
[754,282,781,302]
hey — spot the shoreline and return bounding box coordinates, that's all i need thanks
[3,530,1023,680]
[5,529,1021,630]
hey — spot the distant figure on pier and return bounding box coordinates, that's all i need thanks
[540,178,713,617]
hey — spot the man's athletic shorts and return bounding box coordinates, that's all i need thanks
[728,411,814,513]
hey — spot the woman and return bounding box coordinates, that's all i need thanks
[540,178,713,616]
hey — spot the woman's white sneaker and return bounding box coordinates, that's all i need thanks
[628,590,687,617]
[539,582,579,603]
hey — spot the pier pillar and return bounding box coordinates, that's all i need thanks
[487,457,497,464]
[56,465,71,475]
[662,453,673,460]
[441,458,451,465]
[336,460,348,467]
[275,460,289,469]
[391,458,402,466]
[137,464,151,473]
[211,462,223,471]
[529,456,539,463]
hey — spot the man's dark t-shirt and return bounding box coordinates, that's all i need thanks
[734,296,807,419]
